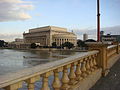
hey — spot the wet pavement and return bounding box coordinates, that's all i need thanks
[90,57,120,90]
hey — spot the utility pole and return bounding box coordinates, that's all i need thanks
[97,0,100,42]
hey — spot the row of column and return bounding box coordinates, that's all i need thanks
[53,38,76,46]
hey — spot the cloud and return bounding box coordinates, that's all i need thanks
[72,25,120,40]
[1,25,120,42]
[0,0,33,22]
[102,26,120,35]
[0,33,22,42]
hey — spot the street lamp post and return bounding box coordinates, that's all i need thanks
[97,0,100,42]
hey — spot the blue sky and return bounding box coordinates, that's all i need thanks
[0,0,120,41]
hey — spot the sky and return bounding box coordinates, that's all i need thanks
[0,0,120,41]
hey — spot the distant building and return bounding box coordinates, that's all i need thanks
[23,26,77,46]
[15,38,23,42]
[8,38,30,49]
[101,34,120,43]
[83,34,88,41]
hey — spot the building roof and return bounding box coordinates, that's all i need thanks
[29,26,67,33]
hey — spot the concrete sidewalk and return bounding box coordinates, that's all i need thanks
[90,57,120,90]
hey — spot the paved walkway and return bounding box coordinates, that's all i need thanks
[90,57,120,90]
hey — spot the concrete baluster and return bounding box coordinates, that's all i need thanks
[86,58,91,74]
[26,76,40,90]
[41,72,50,90]
[27,78,35,90]
[61,65,70,90]
[69,63,77,85]
[81,59,87,78]
[5,81,23,90]
[89,57,95,72]
[52,69,61,90]
[75,61,82,81]
[93,54,98,69]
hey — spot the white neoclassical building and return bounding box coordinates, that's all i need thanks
[23,26,77,46]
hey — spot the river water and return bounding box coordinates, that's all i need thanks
[0,49,80,75]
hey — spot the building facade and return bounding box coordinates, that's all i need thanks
[101,34,120,43]
[23,26,77,46]
[15,38,23,42]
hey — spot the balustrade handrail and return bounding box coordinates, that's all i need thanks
[107,45,117,49]
[0,50,99,88]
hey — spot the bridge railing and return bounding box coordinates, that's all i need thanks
[0,51,99,90]
[87,42,120,76]
[107,45,117,60]
[1,43,120,90]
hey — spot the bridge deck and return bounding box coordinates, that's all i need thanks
[90,57,120,90]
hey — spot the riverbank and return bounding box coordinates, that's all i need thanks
[0,47,88,52]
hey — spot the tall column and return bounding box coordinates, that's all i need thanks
[63,39,65,43]
[58,39,60,46]
[60,39,62,46]
[46,37,48,46]
[49,31,52,46]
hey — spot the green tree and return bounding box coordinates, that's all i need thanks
[52,42,57,48]
[0,40,5,47]
[77,39,85,47]
[30,43,37,49]
[62,42,74,49]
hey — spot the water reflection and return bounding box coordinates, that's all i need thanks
[0,49,79,75]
